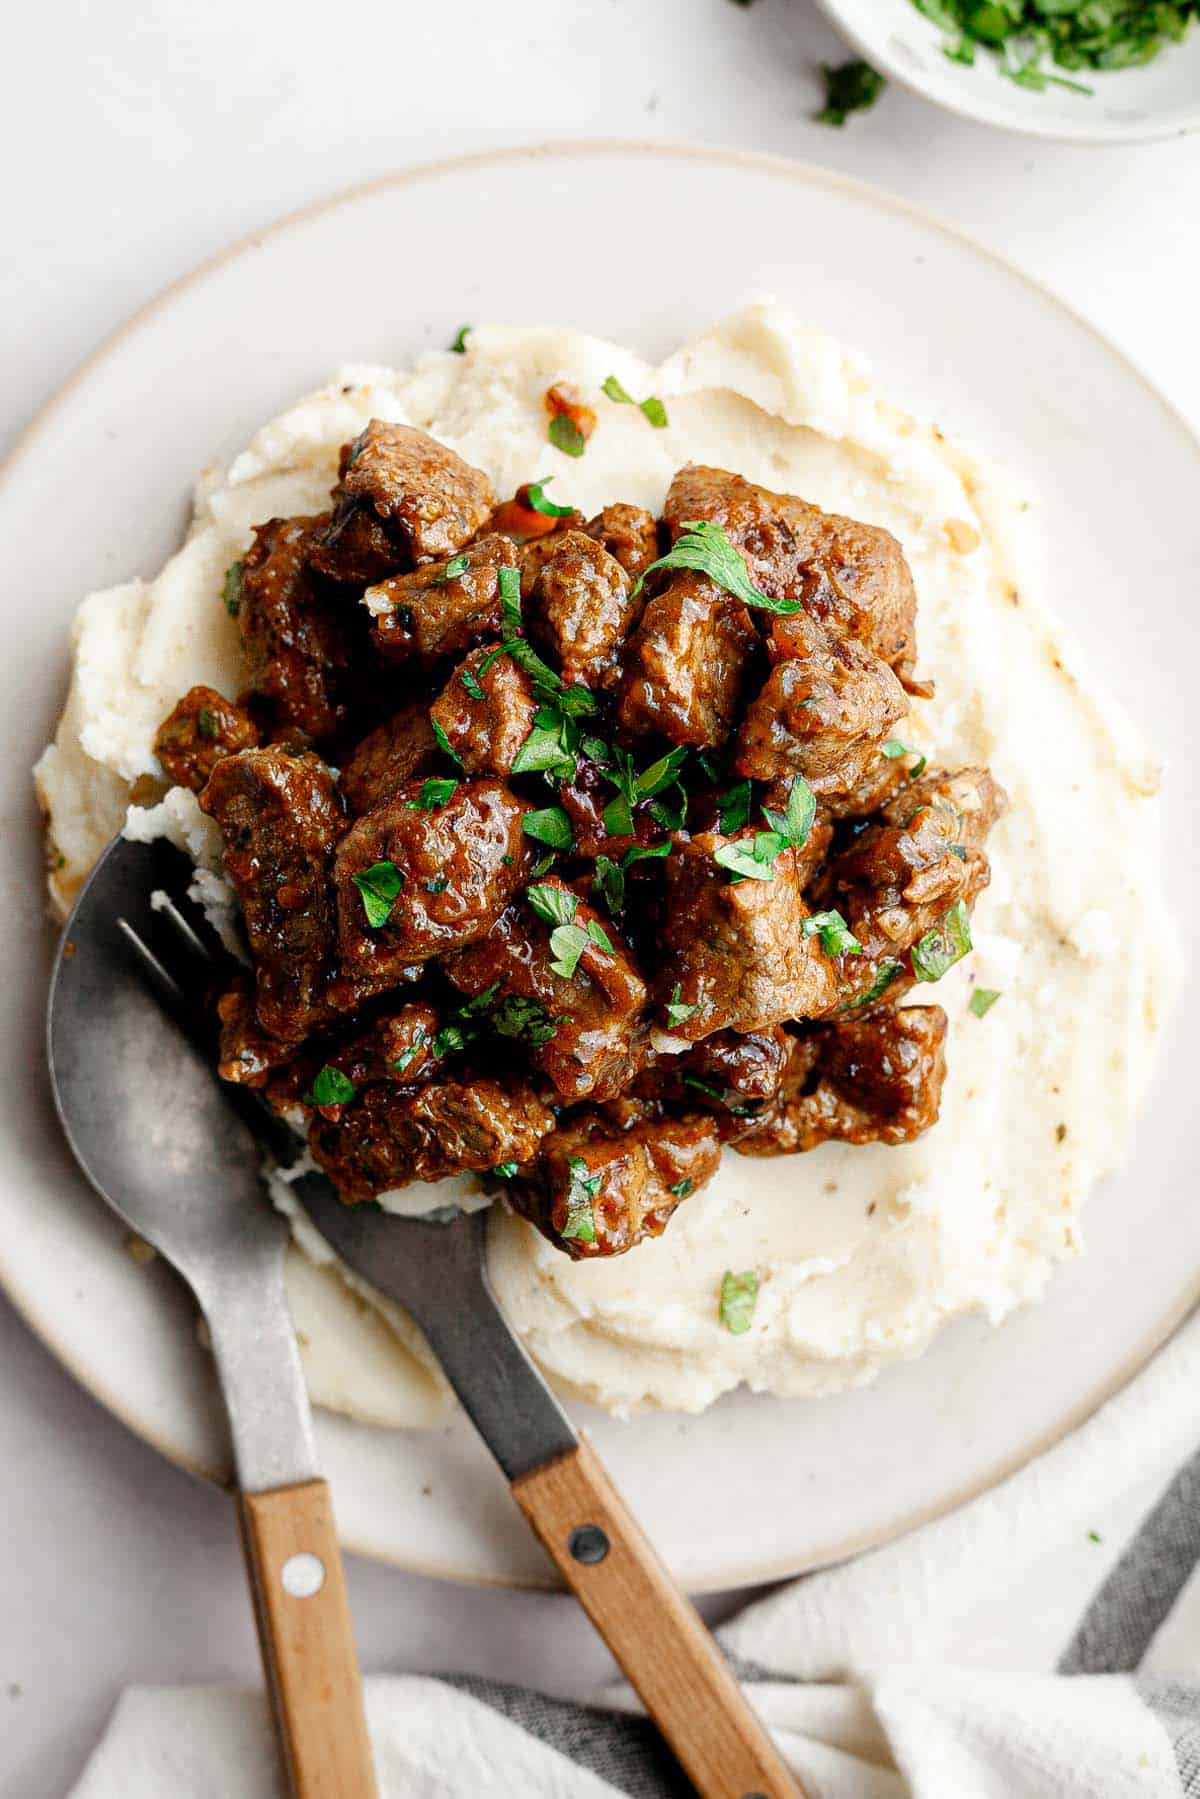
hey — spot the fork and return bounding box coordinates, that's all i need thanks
[53,835,805,1799]
[47,836,378,1799]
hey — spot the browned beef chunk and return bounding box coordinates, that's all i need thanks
[200,747,343,1041]
[558,762,636,862]
[155,686,259,792]
[320,1000,444,1091]
[430,646,537,776]
[310,1074,555,1202]
[336,776,533,984]
[818,766,1006,1012]
[238,515,355,742]
[368,533,512,667]
[635,1027,792,1132]
[525,531,638,690]
[616,572,760,749]
[510,1104,722,1259]
[820,753,909,821]
[663,465,920,686]
[444,881,649,1103]
[735,613,907,790]
[738,1007,948,1155]
[338,702,437,816]
[584,504,659,579]
[310,423,494,584]
[215,977,296,1087]
[656,834,840,1038]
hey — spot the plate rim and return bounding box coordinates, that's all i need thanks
[9,138,1200,1592]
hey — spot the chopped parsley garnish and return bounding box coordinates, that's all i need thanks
[802,909,863,957]
[392,1029,427,1075]
[631,519,802,615]
[450,325,471,353]
[222,560,244,618]
[409,777,459,811]
[526,883,579,929]
[432,1022,469,1058]
[548,414,587,458]
[718,780,753,835]
[529,851,557,878]
[718,1269,760,1334]
[761,774,817,849]
[196,707,219,741]
[491,994,562,1047]
[490,567,597,724]
[433,553,470,585]
[526,478,573,518]
[601,374,670,429]
[549,916,613,981]
[591,841,671,914]
[969,986,1002,1018]
[816,59,886,126]
[907,0,1194,91]
[305,1066,356,1108]
[666,983,700,1030]
[424,876,449,893]
[713,833,786,883]
[511,707,579,780]
[492,1162,519,1179]
[562,1157,601,1242]
[522,807,575,851]
[912,899,973,982]
[432,718,463,767]
[460,665,487,702]
[669,1178,694,1199]
[841,959,903,1013]
[882,739,927,778]
[352,859,404,928]
[601,745,689,837]
[682,1076,761,1119]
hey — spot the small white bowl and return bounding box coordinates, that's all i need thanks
[814,0,1200,143]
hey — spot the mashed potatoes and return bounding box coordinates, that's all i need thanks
[35,306,1174,1425]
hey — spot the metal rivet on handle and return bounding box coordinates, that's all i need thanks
[568,1524,610,1565]
[281,1552,326,1598]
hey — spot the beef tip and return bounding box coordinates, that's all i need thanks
[155,686,260,793]
[820,752,909,821]
[310,422,494,584]
[738,1007,948,1155]
[336,776,533,984]
[526,531,638,690]
[657,833,840,1038]
[510,1105,722,1259]
[735,612,907,791]
[636,1027,792,1132]
[338,702,437,816]
[200,747,343,1041]
[430,646,537,776]
[584,503,660,579]
[616,571,760,749]
[368,533,512,667]
[664,465,920,687]
[444,881,649,1103]
[238,515,356,742]
[320,1000,444,1091]
[216,977,297,1087]
[818,766,1006,1012]
[310,1074,555,1202]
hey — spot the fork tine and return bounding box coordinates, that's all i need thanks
[152,889,216,968]
[116,915,188,1008]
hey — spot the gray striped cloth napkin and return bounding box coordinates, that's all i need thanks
[74,1308,1200,1797]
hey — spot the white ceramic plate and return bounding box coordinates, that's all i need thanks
[815,0,1200,143]
[6,143,1199,1591]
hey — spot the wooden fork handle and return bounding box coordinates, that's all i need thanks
[513,1439,805,1799]
[238,1480,378,1799]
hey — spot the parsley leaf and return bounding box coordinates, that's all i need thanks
[511,716,578,780]
[840,959,903,1014]
[817,59,886,126]
[392,1029,427,1075]
[432,1022,469,1057]
[713,832,788,883]
[196,707,218,741]
[666,983,700,1029]
[305,1065,356,1108]
[548,415,587,458]
[433,553,470,585]
[222,560,243,618]
[718,780,753,835]
[631,518,801,615]
[912,899,973,982]
[907,0,1191,91]
[601,374,670,429]
[492,1162,519,1179]
[408,777,458,811]
[526,478,573,518]
[624,840,672,866]
[636,745,689,799]
[460,665,487,701]
[561,1157,601,1242]
[682,1075,762,1119]
[669,1177,694,1199]
[523,807,575,851]
[802,909,863,957]
[719,1269,760,1335]
[547,916,611,980]
[450,325,471,353]
[592,855,625,915]
[761,774,817,849]
[969,986,1002,1018]
[432,717,463,767]
[640,396,669,429]
[882,739,927,778]
[526,884,579,929]
[352,860,404,928]
[601,374,635,404]
[491,995,562,1047]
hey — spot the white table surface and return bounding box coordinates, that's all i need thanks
[2,3,1197,1792]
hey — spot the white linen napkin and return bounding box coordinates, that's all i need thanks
[72,1308,1200,1798]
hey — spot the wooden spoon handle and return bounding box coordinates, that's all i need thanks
[238,1480,378,1799]
[513,1439,805,1799]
